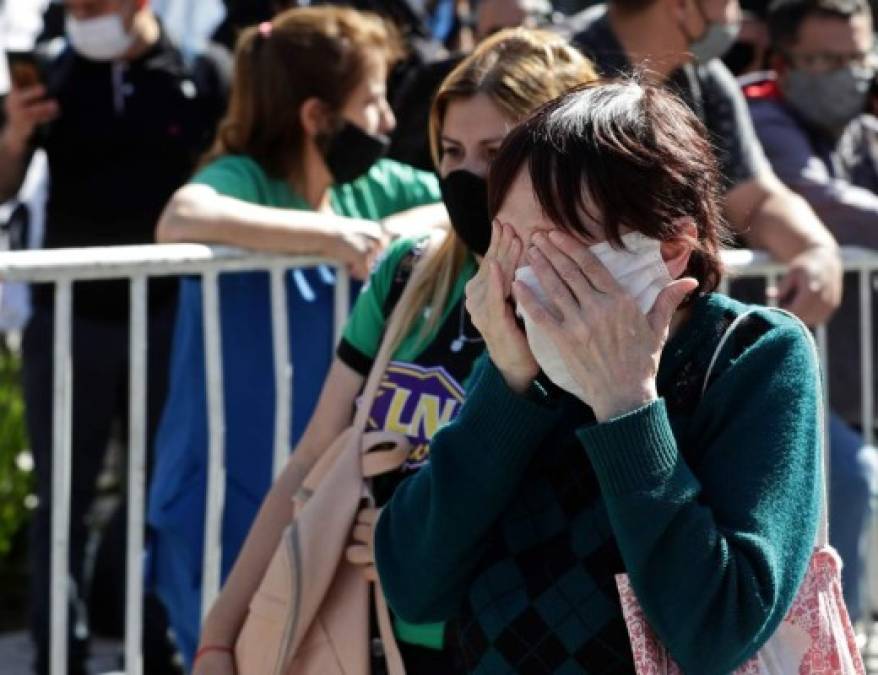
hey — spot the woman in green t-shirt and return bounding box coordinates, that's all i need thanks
[155,6,449,269]
[193,28,598,675]
[148,6,448,669]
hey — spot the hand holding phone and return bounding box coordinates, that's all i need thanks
[2,52,58,151]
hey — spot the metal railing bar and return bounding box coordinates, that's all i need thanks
[50,280,73,675]
[862,271,875,446]
[2,245,878,285]
[201,270,226,619]
[0,245,343,283]
[270,266,292,479]
[8,242,876,672]
[125,276,148,675]
[816,324,830,390]
[334,268,350,348]
[815,323,832,510]
[766,272,780,308]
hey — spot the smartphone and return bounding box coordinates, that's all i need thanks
[6,51,43,89]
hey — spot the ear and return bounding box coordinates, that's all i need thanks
[300,97,331,140]
[660,217,698,279]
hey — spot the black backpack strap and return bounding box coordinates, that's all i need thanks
[380,238,430,318]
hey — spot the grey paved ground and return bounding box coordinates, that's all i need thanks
[0,633,121,674]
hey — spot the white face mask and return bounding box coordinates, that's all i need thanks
[514,231,673,400]
[66,13,135,62]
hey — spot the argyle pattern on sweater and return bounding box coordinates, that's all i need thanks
[452,430,634,673]
[449,308,758,674]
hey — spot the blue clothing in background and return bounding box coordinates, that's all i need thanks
[147,268,359,663]
[143,155,442,666]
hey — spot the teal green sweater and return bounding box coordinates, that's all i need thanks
[374,294,822,674]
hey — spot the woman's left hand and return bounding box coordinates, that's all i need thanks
[512,230,697,422]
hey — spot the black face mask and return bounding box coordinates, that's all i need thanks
[439,170,491,256]
[321,120,390,185]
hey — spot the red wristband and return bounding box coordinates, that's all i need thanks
[193,644,233,667]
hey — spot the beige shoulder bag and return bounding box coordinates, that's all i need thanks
[235,235,442,675]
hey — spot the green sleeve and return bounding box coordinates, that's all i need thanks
[338,237,421,366]
[190,155,265,202]
[578,320,821,674]
[374,358,565,623]
[360,159,441,218]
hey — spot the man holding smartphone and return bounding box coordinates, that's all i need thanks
[0,1,228,673]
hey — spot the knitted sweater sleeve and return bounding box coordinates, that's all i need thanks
[374,359,564,623]
[578,319,822,674]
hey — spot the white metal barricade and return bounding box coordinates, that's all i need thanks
[722,246,877,445]
[0,243,876,674]
[0,243,350,675]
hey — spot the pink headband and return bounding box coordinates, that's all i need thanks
[258,21,273,38]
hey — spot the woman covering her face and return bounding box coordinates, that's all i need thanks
[374,81,823,674]
[192,28,598,675]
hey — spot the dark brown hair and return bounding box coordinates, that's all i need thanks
[200,6,402,179]
[768,0,871,50]
[488,79,728,297]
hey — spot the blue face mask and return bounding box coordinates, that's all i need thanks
[680,0,741,64]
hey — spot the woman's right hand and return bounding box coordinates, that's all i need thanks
[330,218,388,281]
[191,649,236,675]
[465,221,538,393]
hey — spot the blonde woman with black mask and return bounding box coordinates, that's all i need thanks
[193,28,597,675]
